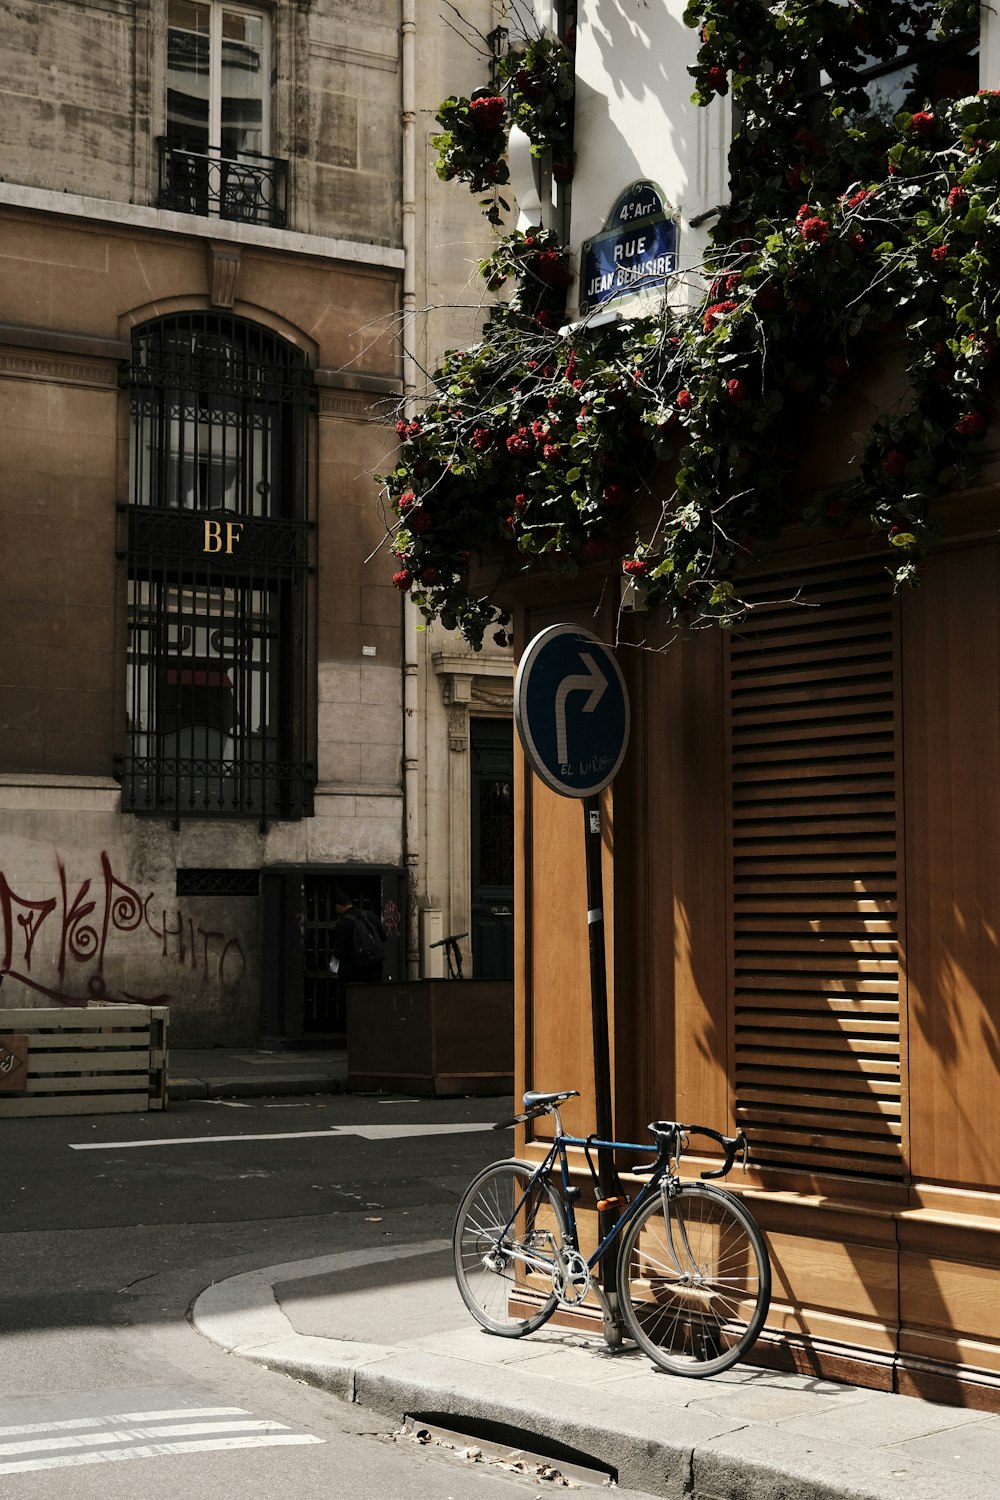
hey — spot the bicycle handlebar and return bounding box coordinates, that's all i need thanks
[648,1120,749,1179]
[429,932,468,948]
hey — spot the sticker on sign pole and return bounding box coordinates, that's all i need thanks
[514,624,630,798]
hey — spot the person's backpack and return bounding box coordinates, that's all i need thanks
[350,908,385,975]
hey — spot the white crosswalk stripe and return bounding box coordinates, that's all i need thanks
[0,1401,322,1475]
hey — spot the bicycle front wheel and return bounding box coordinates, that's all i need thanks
[453,1159,566,1336]
[617,1182,770,1377]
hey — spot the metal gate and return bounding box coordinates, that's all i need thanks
[260,867,404,1040]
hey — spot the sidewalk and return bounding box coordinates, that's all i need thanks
[168,1045,348,1102]
[193,1238,1000,1500]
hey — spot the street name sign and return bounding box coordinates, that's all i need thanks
[514,624,630,798]
[580,180,678,314]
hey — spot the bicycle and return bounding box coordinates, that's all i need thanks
[452,1089,771,1378]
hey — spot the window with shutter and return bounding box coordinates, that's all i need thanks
[728,562,903,1180]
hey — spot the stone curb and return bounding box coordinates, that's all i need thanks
[168,1074,348,1102]
[192,1251,1000,1500]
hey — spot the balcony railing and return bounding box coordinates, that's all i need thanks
[157,138,288,229]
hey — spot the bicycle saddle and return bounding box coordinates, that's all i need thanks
[522,1089,579,1107]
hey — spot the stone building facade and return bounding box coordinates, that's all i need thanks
[0,0,408,1043]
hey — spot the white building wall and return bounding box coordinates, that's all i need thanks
[567,0,729,314]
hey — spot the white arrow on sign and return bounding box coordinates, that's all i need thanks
[554,653,608,764]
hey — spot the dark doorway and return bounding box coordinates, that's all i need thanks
[470,718,515,979]
[260,866,404,1040]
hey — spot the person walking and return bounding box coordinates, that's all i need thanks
[330,889,386,990]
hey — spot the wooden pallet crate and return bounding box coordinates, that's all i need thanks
[0,1004,168,1117]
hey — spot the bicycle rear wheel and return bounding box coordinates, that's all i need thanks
[617,1182,770,1377]
[453,1159,565,1336]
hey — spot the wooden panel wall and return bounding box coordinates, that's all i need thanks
[903,539,1000,1189]
[616,613,730,1142]
[727,565,904,1179]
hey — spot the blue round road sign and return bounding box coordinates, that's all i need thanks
[514,624,630,798]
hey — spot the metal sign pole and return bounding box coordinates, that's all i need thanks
[514,624,631,1348]
[583,793,622,1344]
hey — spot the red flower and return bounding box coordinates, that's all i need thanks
[931,245,949,265]
[392,569,413,591]
[727,378,748,404]
[909,110,936,135]
[622,558,647,576]
[514,493,527,512]
[420,566,439,585]
[398,490,415,511]
[542,443,561,460]
[948,185,968,211]
[468,94,506,131]
[506,428,532,455]
[601,483,626,507]
[552,156,576,183]
[704,65,728,95]
[406,421,422,439]
[535,249,574,287]
[754,285,782,312]
[704,299,738,333]
[676,389,694,410]
[395,418,408,438]
[881,449,909,479]
[799,216,829,244]
[956,410,985,437]
[794,128,826,157]
[471,426,494,451]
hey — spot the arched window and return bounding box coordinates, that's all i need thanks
[121,313,315,821]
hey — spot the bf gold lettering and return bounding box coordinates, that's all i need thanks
[203,520,244,554]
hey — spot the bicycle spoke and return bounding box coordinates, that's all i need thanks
[617,1183,770,1377]
[453,1160,565,1337]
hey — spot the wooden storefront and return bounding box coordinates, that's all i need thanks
[510,471,1000,1409]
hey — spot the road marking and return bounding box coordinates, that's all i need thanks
[69,1121,495,1151]
[0,1406,246,1436]
[0,1404,321,1475]
[0,1436,319,1474]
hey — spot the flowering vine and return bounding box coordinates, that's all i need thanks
[431,32,576,224]
[386,2,1000,647]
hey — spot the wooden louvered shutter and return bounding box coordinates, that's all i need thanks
[728,563,903,1179]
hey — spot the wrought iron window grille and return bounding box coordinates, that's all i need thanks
[121,314,315,825]
[157,137,289,229]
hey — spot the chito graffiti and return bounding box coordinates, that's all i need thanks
[0,851,246,1007]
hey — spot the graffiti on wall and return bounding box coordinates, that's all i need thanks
[0,851,246,1007]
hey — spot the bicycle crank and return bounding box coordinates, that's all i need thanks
[552,1250,591,1305]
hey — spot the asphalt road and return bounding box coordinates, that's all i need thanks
[0,1090,589,1499]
